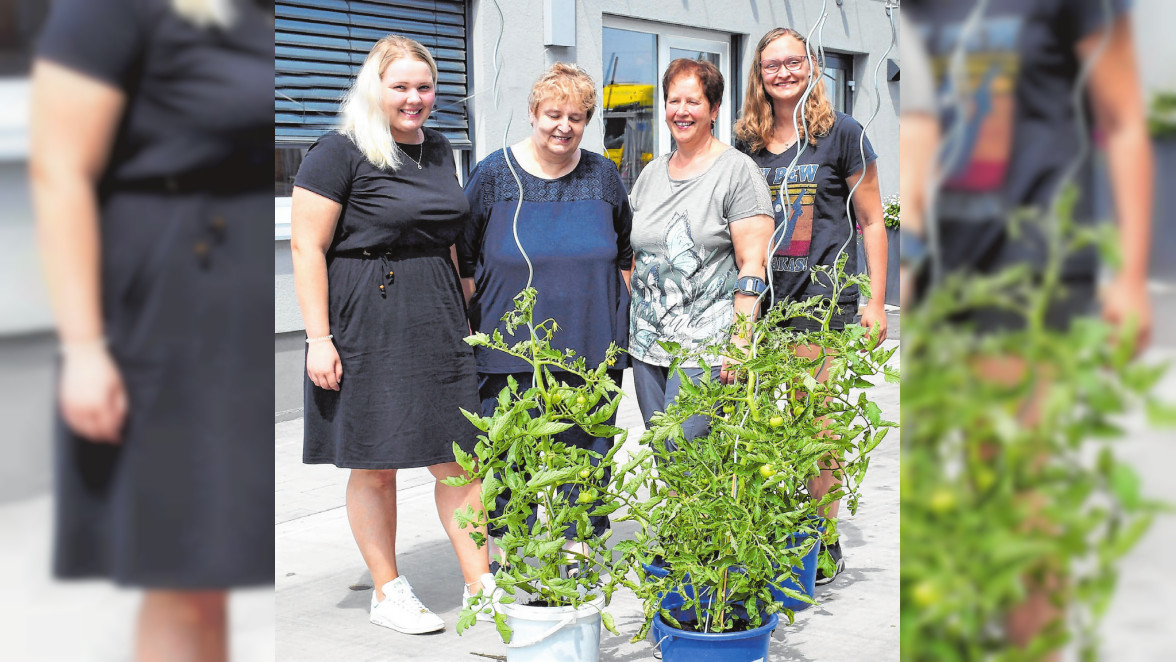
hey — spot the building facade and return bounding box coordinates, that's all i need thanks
[272,0,905,418]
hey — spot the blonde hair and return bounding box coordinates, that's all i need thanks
[339,35,439,170]
[528,63,597,122]
[171,0,235,28]
[735,28,836,153]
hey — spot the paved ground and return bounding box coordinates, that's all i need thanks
[271,323,903,662]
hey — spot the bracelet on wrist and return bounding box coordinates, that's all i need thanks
[735,275,768,297]
[306,334,334,344]
[59,336,107,356]
[899,230,928,270]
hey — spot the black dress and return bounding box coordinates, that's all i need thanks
[37,0,274,587]
[296,131,480,469]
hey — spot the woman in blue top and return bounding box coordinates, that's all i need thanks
[457,63,633,565]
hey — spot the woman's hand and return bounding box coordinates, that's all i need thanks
[59,343,128,444]
[1102,275,1152,355]
[859,300,888,349]
[720,323,753,384]
[307,341,343,391]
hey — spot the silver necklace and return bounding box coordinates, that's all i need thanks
[401,141,424,169]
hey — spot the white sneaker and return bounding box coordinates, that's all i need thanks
[462,572,498,622]
[370,577,445,634]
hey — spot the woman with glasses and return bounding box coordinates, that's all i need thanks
[734,27,889,585]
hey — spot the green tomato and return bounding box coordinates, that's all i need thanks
[911,580,940,608]
[929,488,957,514]
[759,464,778,479]
[973,468,997,491]
[576,395,587,406]
[578,490,597,504]
[579,468,592,480]
[769,416,784,428]
[550,392,563,405]
[793,405,805,417]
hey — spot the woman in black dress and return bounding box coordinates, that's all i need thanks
[291,35,493,635]
[30,0,273,659]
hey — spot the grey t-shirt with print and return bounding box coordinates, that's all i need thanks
[628,148,773,367]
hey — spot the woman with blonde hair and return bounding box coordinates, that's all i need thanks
[735,27,889,585]
[291,34,492,634]
[31,0,272,659]
[457,62,633,567]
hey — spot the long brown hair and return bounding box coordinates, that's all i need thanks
[735,28,836,153]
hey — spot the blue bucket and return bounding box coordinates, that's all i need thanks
[641,561,698,623]
[642,561,761,623]
[770,529,822,612]
[652,611,778,661]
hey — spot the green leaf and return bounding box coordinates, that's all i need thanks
[452,442,476,473]
[456,608,477,634]
[488,410,513,443]
[863,401,882,427]
[494,612,513,643]
[529,419,575,436]
[1146,399,1176,427]
[1110,464,1142,510]
[528,467,578,489]
[601,611,618,635]
[461,408,491,432]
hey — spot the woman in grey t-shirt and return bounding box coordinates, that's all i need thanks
[628,58,774,443]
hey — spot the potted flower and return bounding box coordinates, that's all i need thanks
[623,264,898,661]
[445,288,648,662]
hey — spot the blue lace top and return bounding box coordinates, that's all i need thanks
[457,148,633,373]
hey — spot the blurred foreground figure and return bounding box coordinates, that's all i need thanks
[902,1,1159,660]
[29,0,274,660]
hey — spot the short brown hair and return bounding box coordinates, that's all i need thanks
[661,58,724,109]
[528,62,598,122]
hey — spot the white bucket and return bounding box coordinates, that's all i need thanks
[496,593,605,662]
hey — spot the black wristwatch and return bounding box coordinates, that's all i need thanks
[736,276,768,297]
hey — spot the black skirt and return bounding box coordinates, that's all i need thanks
[53,187,275,589]
[303,246,480,469]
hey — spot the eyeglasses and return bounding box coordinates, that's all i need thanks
[760,57,808,74]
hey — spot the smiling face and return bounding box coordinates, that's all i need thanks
[664,73,719,149]
[380,56,435,143]
[529,95,587,160]
[759,34,814,107]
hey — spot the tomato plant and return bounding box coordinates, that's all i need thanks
[444,288,642,639]
[622,257,898,639]
[901,188,1170,659]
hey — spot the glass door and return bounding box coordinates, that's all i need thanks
[602,17,733,189]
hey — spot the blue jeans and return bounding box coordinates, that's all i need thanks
[631,359,721,453]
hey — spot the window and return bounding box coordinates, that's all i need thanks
[821,51,855,114]
[274,0,470,201]
[602,17,734,190]
[601,27,656,190]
